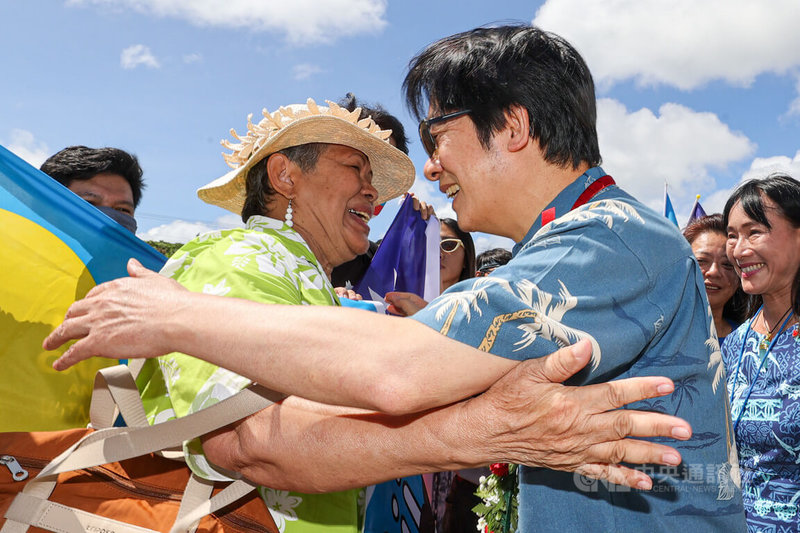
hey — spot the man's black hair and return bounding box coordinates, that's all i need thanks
[476,247,512,274]
[40,146,145,207]
[403,24,600,169]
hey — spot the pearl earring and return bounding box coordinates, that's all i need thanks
[284,198,294,228]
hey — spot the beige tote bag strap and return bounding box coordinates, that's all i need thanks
[3,384,282,533]
[170,479,261,533]
[174,474,214,533]
[3,491,158,533]
[126,357,146,380]
[89,364,149,429]
[40,384,284,477]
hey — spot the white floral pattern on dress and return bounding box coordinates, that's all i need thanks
[260,488,302,532]
[202,278,231,296]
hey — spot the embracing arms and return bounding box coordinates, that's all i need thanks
[47,261,515,415]
[202,340,687,492]
[45,259,692,489]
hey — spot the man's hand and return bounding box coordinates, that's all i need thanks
[464,339,691,490]
[45,258,188,370]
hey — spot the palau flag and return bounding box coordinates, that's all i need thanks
[686,194,708,226]
[0,144,166,432]
[663,183,679,227]
[340,194,439,533]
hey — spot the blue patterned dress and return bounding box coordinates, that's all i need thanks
[723,318,800,532]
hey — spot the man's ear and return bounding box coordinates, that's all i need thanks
[504,105,531,153]
[266,152,296,198]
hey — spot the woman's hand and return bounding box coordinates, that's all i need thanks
[385,291,429,316]
[334,287,362,300]
[408,193,435,221]
[44,258,189,370]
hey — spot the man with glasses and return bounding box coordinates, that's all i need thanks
[43,25,743,531]
[403,24,744,530]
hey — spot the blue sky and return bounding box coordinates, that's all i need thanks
[2,0,799,253]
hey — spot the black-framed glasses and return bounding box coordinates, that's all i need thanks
[440,238,464,253]
[418,109,472,157]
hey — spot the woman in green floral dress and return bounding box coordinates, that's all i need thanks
[135,98,415,533]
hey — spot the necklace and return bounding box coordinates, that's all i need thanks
[759,306,793,350]
[731,306,795,432]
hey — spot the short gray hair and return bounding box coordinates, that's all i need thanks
[240,143,327,223]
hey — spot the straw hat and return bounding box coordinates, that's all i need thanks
[198,98,415,215]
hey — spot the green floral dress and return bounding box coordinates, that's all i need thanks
[137,215,363,533]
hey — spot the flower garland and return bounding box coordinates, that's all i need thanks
[473,463,519,533]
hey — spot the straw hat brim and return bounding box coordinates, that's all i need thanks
[197,114,415,215]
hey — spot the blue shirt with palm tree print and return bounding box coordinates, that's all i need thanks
[412,167,746,531]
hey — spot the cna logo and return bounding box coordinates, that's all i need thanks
[572,472,632,493]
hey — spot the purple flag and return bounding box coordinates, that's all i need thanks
[686,195,707,226]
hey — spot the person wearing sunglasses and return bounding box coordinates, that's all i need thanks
[382,218,474,317]
[439,217,476,292]
[45,25,733,532]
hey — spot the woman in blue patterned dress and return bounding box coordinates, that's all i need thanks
[722,173,800,530]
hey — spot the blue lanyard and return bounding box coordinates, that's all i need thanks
[730,306,794,432]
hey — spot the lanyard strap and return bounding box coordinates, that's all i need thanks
[572,175,616,210]
[731,307,794,432]
[541,175,615,226]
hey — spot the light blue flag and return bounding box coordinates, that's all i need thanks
[663,184,679,226]
[0,144,166,431]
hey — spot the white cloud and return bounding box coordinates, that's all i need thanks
[4,129,50,168]
[182,52,202,64]
[70,0,388,46]
[138,214,243,243]
[787,72,800,117]
[534,0,800,90]
[121,44,160,69]
[292,63,322,81]
[597,98,755,214]
[473,234,515,255]
[695,151,800,215]
[742,150,800,182]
